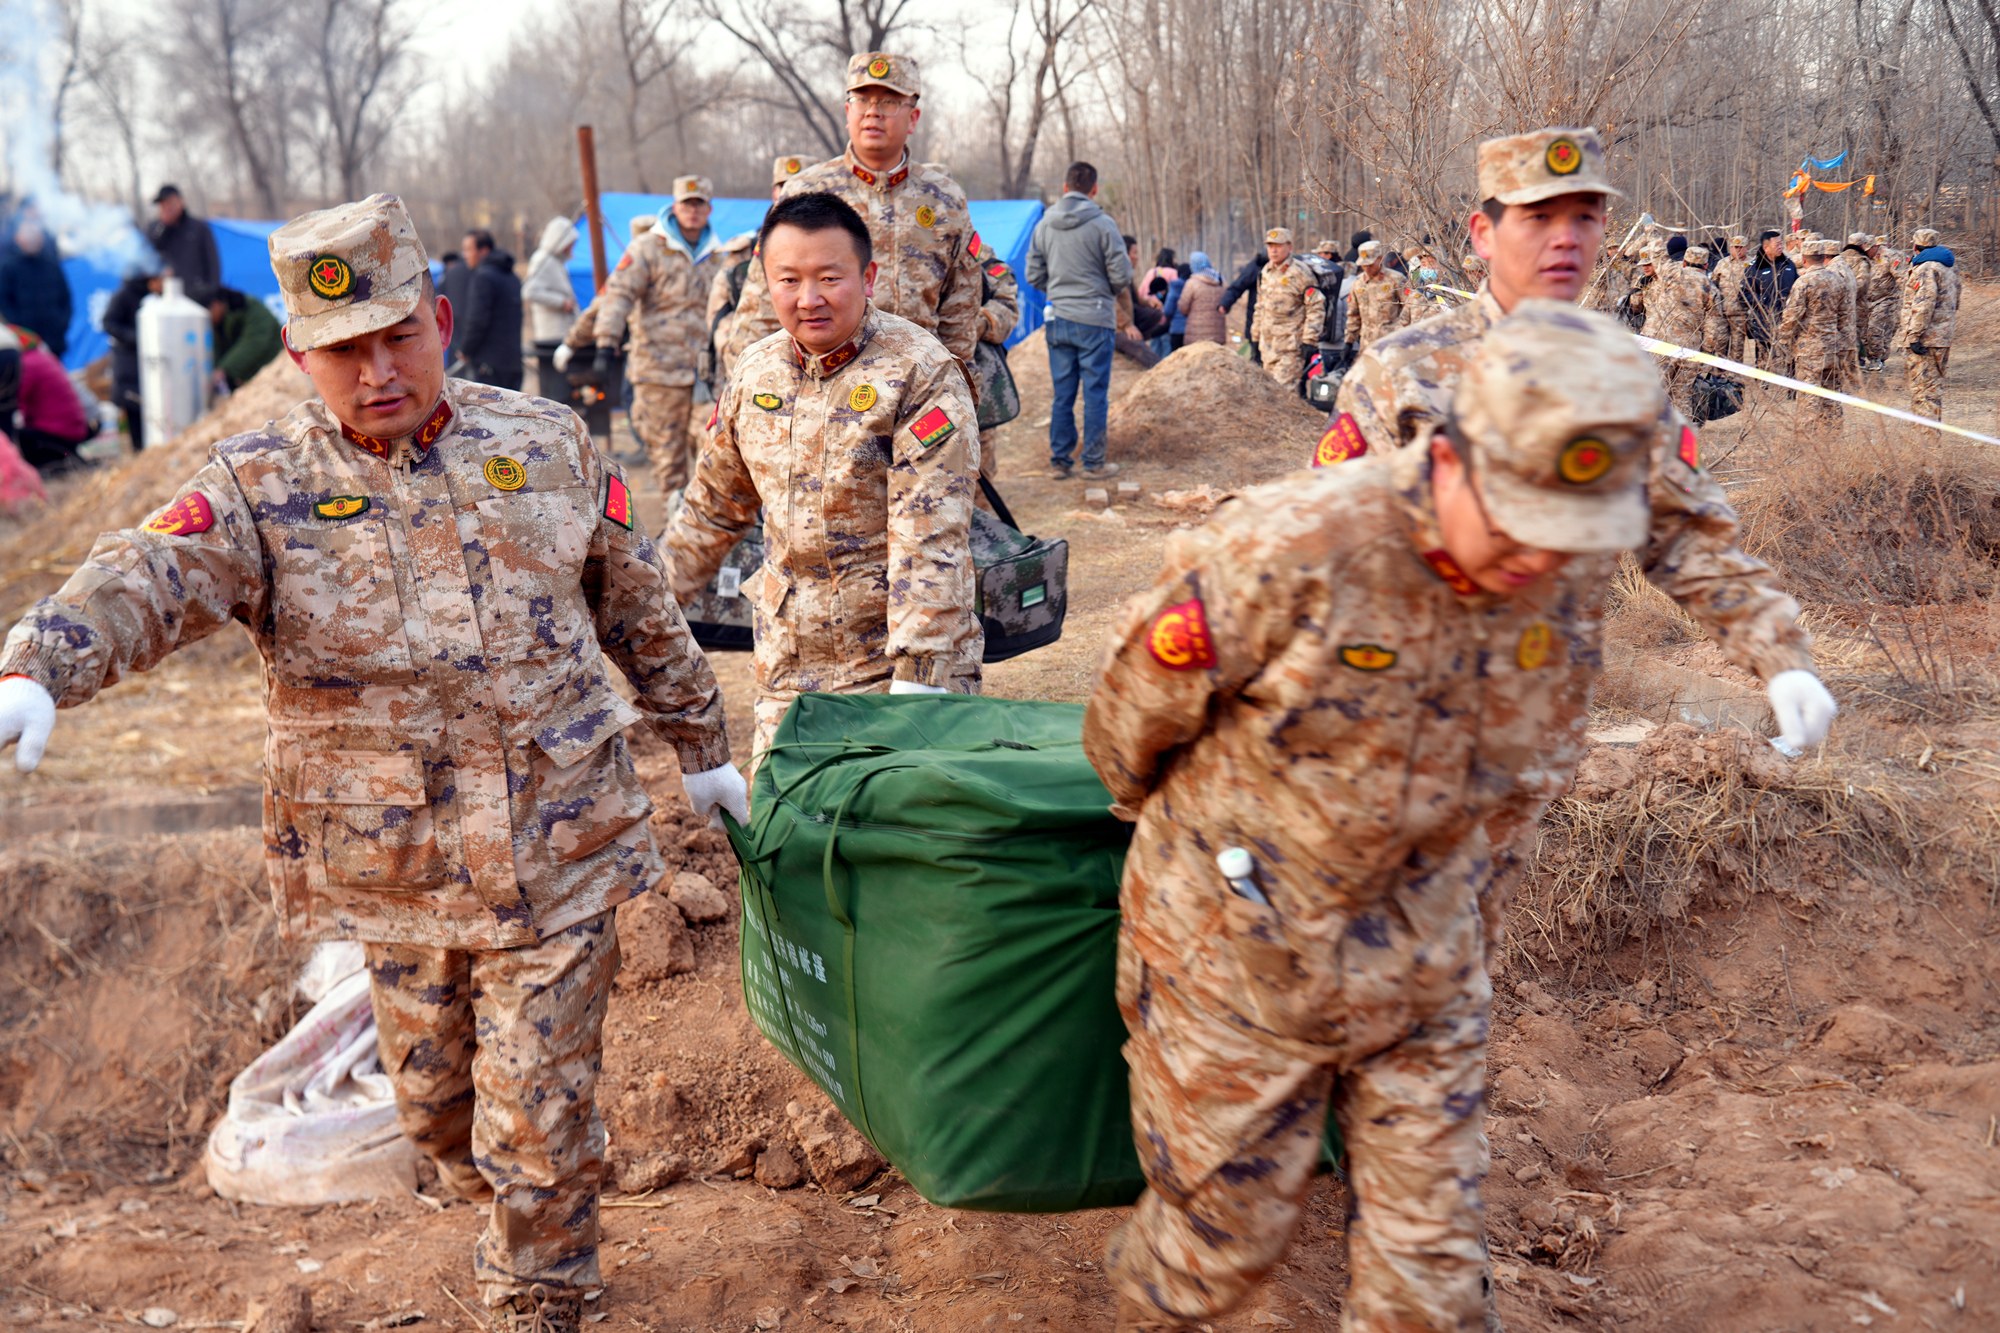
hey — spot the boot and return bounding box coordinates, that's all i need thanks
[488,1284,581,1333]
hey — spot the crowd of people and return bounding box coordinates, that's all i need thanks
[0,53,1911,1333]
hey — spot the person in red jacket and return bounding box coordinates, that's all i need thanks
[7,324,93,474]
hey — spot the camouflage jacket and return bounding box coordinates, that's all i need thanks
[1326,285,1812,676]
[1250,255,1325,348]
[1634,263,1718,352]
[665,306,983,692]
[1712,256,1750,319]
[723,149,983,374]
[1781,266,1856,371]
[0,381,730,950]
[1896,260,1959,350]
[1345,270,1403,347]
[593,224,726,387]
[976,241,1021,345]
[1083,442,1810,922]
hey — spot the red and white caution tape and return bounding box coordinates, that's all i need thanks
[1422,283,2000,447]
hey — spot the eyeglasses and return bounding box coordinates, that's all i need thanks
[848,95,913,116]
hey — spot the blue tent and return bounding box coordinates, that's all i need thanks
[569,192,1046,347]
[59,217,289,370]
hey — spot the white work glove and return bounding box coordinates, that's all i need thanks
[1767,669,1838,757]
[682,761,749,828]
[0,676,56,773]
[888,680,949,695]
[552,343,574,372]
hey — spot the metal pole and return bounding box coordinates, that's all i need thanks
[578,125,609,295]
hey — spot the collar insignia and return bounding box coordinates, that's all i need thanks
[1420,548,1481,596]
[340,398,452,459]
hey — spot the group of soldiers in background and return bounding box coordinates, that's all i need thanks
[1600,222,1961,422]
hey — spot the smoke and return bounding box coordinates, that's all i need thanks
[0,0,156,275]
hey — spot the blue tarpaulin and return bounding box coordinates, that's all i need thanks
[59,218,289,370]
[1801,150,1848,172]
[569,192,1046,347]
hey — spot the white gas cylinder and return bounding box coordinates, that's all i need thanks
[138,276,211,448]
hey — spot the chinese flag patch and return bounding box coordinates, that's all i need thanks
[1146,597,1218,670]
[1313,413,1367,467]
[604,474,633,529]
[143,492,215,537]
[967,230,982,256]
[986,261,1007,277]
[1678,424,1700,470]
[1420,548,1480,596]
[910,406,956,450]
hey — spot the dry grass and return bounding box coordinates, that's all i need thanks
[1518,729,1945,964]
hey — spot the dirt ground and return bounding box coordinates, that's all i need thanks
[5,300,2000,1332]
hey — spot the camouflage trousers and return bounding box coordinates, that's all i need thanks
[630,382,701,495]
[1905,347,1948,419]
[1661,360,1701,421]
[1260,342,1304,395]
[1866,307,1897,363]
[1106,818,1491,1331]
[1795,359,1847,427]
[1724,316,1746,368]
[367,911,619,1305]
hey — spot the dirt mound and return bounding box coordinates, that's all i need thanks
[0,356,314,618]
[1521,724,1927,957]
[0,828,306,1183]
[1105,341,1324,482]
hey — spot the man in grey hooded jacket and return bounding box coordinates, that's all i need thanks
[1026,160,1133,480]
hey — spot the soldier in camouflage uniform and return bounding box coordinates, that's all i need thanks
[1344,240,1403,350]
[1646,244,1722,418]
[1868,238,1907,366]
[0,195,751,1333]
[1327,126,1837,953]
[665,192,983,762]
[593,175,726,495]
[1780,238,1858,427]
[705,229,760,385]
[722,54,984,396]
[1250,227,1325,391]
[1832,233,1875,365]
[1086,303,1830,1333]
[1712,234,1751,365]
[1894,227,1958,419]
[975,237,1022,347]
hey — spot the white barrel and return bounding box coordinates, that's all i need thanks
[138,277,212,449]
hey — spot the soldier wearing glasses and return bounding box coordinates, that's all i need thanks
[720,53,985,401]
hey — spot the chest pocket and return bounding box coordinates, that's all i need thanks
[271,518,417,683]
[461,489,594,661]
[299,750,449,891]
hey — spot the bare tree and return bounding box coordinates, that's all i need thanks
[161,0,294,215]
[302,0,424,200]
[702,0,923,154]
[960,0,1095,198]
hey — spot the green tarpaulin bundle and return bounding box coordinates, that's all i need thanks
[721,692,1340,1214]
[723,692,1143,1212]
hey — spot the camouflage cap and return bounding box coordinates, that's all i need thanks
[1356,239,1384,261]
[848,51,920,98]
[1453,300,1660,554]
[1806,237,1842,257]
[1684,245,1709,266]
[268,192,428,353]
[1315,238,1338,254]
[672,175,713,202]
[773,155,808,187]
[1264,227,1293,245]
[630,215,656,238]
[723,229,758,255]
[1846,231,1873,247]
[1476,127,1624,206]
[1912,227,1940,247]
[1730,234,1749,247]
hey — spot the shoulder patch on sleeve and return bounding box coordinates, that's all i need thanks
[143,492,215,536]
[909,406,956,450]
[604,474,633,529]
[986,261,1007,278]
[967,230,981,256]
[1147,597,1218,670]
[1313,413,1368,467]
[1678,425,1700,470]
[615,251,634,271]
